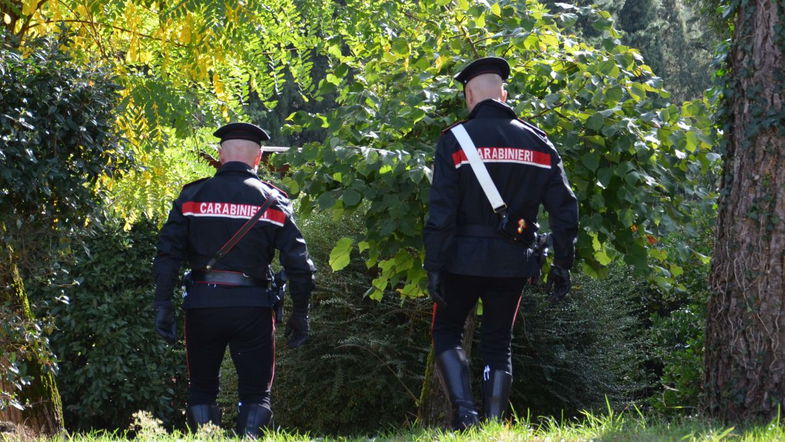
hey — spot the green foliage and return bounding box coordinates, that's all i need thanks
[3,0,340,224]
[509,269,651,416]
[542,0,720,102]
[272,293,429,434]
[0,34,127,419]
[106,129,214,229]
[649,302,706,415]
[27,219,188,431]
[278,0,719,300]
[0,294,57,412]
[0,34,130,230]
[217,209,432,435]
[645,225,713,416]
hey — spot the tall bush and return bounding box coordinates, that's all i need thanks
[507,269,651,417]
[28,220,187,431]
[216,209,433,435]
[0,33,129,431]
[645,225,714,415]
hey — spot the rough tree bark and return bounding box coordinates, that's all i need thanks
[705,0,785,423]
[0,245,64,434]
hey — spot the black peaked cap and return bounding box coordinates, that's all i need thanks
[454,56,510,86]
[213,122,270,144]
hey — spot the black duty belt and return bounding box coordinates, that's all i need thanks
[455,224,534,247]
[190,270,267,287]
[456,224,503,237]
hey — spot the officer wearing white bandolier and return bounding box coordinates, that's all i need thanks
[153,123,315,437]
[424,57,578,429]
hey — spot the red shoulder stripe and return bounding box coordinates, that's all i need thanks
[262,180,288,198]
[181,201,287,226]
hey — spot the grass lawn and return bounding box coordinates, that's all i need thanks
[11,408,783,441]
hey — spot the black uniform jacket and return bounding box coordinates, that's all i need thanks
[153,161,315,309]
[424,99,578,278]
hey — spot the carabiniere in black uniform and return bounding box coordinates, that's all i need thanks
[153,123,315,437]
[424,57,578,430]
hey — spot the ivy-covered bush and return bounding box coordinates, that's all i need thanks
[644,226,713,416]
[28,219,187,431]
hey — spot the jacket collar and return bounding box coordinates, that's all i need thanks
[216,161,258,177]
[467,98,517,120]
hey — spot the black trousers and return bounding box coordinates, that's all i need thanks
[185,307,274,406]
[432,272,525,372]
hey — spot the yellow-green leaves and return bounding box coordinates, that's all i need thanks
[329,237,355,271]
[8,0,332,222]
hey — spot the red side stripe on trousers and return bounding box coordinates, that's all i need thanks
[430,303,438,335]
[269,313,276,389]
[511,294,523,327]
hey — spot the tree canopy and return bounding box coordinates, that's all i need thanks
[1,1,719,299]
[280,0,718,299]
[1,0,328,223]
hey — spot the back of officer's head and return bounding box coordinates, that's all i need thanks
[219,139,262,167]
[464,73,507,111]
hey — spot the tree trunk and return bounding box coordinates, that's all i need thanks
[416,309,476,427]
[705,0,785,423]
[0,245,64,434]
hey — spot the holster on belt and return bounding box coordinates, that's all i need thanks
[271,270,287,324]
[497,211,538,245]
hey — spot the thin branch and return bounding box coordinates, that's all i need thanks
[82,4,108,59]
[531,102,564,119]
[27,18,186,48]
[16,0,48,38]
[450,10,480,58]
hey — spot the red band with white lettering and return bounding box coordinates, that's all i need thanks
[452,147,552,169]
[181,201,286,226]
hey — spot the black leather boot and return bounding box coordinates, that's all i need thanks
[186,404,221,431]
[436,348,480,430]
[236,402,272,438]
[482,367,512,421]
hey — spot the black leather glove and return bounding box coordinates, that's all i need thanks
[285,312,309,348]
[154,303,177,345]
[546,264,572,304]
[427,271,447,308]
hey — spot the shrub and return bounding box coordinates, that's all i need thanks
[219,208,660,433]
[508,266,652,417]
[28,219,187,431]
[646,246,710,415]
[217,209,432,435]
